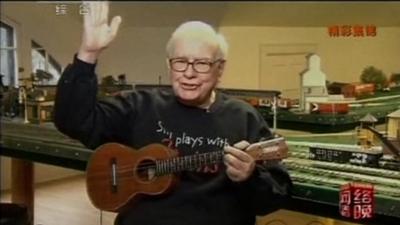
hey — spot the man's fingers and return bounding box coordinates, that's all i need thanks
[225,145,252,163]
[233,140,250,150]
[91,2,99,24]
[83,2,92,26]
[224,142,256,182]
[223,153,248,171]
[110,16,122,37]
[224,153,236,167]
[87,2,99,25]
[99,1,109,24]
[225,166,242,182]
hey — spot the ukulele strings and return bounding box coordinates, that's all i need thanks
[87,160,223,177]
[86,162,223,179]
[87,164,208,180]
[87,155,224,177]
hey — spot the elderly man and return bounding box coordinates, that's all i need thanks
[54,2,291,225]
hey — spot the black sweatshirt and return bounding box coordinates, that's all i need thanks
[54,56,292,225]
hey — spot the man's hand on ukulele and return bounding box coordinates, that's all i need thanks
[224,141,256,182]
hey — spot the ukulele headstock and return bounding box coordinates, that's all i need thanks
[246,137,288,161]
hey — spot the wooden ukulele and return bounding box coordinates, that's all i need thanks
[86,136,288,212]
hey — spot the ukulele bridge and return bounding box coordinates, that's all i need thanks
[110,158,118,193]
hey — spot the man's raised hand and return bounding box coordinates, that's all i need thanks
[78,1,122,63]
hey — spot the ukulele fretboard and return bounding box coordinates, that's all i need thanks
[155,151,224,175]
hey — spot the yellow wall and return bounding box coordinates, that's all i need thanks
[1,3,82,80]
[3,3,399,89]
[1,3,172,85]
[219,26,400,89]
[387,118,400,139]
[95,26,174,85]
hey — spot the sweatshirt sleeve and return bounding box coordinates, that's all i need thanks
[237,109,292,215]
[54,55,135,149]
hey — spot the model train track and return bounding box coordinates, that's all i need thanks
[285,161,400,188]
[283,158,400,180]
[290,172,400,198]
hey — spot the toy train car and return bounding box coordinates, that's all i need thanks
[328,82,375,98]
[258,98,293,109]
[308,143,383,167]
[342,83,375,98]
[310,102,349,114]
[259,98,272,107]
[277,98,292,109]
[240,97,269,107]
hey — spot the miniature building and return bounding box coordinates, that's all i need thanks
[300,54,329,112]
[26,100,54,124]
[24,88,54,124]
[387,109,400,140]
[357,113,378,147]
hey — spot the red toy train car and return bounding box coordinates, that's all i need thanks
[311,102,349,114]
[342,83,375,98]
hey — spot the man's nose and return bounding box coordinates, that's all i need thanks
[183,63,196,78]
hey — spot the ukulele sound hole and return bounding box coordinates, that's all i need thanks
[136,159,156,182]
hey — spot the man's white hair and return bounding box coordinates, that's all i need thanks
[166,21,228,60]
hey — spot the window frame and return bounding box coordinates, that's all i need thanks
[31,40,62,85]
[0,20,19,87]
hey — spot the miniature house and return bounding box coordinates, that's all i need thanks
[300,54,329,112]
[357,113,378,147]
[387,109,400,140]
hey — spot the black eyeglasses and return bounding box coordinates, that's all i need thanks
[169,58,225,73]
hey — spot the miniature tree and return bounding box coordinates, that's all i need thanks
[360,66,387,90]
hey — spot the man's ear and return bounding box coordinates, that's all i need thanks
[165,58,171,70]
[217,60,226,77]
